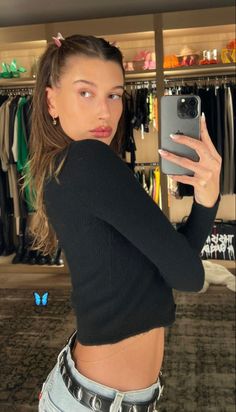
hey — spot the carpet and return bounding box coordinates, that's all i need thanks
[0,285,235,412]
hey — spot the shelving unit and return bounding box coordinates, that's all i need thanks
[125,64,235,80]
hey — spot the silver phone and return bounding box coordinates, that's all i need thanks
[160,95,201,176]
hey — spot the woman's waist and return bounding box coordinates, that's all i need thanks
[71,327,165,390]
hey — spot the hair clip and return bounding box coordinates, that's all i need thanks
[52,32,65,48]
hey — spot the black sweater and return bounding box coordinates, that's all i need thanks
[44,139,221,345]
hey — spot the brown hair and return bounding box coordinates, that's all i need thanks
[20,34,125,257]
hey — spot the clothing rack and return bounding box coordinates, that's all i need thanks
[135,162,159,166]
[164,74,235,85]
[0,85,34,95]
[0,71,234,92]
[0,78,34,97]
[125,79,157,88]
[125,73,235,86]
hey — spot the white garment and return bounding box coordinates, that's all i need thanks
[199,260,235,293]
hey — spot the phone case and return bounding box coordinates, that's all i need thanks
[160,95,201,176]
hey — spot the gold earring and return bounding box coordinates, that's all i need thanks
[52,117,57,126]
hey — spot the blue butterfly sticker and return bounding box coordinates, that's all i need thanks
[33,292,49,306]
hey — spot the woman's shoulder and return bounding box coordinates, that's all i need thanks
[52,138,129,188]
[69,138,113,153]
[67,138,119,167]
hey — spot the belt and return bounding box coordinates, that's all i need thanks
[58,333,164,412]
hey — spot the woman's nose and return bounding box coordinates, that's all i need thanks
[97,99,110,120]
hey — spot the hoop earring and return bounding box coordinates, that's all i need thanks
[52,117,57,126]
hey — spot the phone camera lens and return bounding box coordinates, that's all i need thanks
[188,98,197,107]
[189,110,197,117]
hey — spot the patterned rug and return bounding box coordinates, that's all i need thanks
[0,285,235,412]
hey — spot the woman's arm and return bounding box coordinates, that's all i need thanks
[64,137,220,292]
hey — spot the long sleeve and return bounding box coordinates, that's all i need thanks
[63,139,220,292]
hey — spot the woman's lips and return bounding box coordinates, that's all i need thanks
[89,128,112,138]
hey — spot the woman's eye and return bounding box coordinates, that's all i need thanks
[80,91,92,98]
[110,94,122,100]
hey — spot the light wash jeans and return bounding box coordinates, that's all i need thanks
[38,330,164,412]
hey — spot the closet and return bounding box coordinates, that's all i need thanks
[0,6,235,274]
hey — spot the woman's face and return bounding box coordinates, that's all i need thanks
[46,55,124,145]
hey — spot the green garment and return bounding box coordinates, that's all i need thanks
[16,97,36,212]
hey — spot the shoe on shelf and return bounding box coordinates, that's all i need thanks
[36,252,51,265]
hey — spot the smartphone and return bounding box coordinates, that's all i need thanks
[160,95,201,176]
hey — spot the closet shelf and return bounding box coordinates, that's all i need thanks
[164,64,236,78]
[0,78,36,87]
[125,63,235,81]
[0,63,234,88]
[125,70,156,80]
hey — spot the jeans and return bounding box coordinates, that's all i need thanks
[38,330,164,412]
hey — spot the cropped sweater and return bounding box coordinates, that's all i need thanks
[44,139,221,345]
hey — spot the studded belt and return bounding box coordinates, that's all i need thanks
[58,336,164,412]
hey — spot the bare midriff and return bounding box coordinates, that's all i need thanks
[71,327,165,391]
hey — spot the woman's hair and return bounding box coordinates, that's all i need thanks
[20,34,125,257]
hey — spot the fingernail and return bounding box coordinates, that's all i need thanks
[170,134,179,139]
[158,149,168,155]
[201,112,205,119]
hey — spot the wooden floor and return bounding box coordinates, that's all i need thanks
[0,252,71,289]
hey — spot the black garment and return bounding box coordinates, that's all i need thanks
[133,88,149,131]
[0,168,15,254]
[21,96,32,144]
[0,95,9,107]
[198,87,218,150]
[231,84,236,193]
[44,139,220,345]
[122,91,137,170]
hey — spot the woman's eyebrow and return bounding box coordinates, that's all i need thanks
[73,79,124,90]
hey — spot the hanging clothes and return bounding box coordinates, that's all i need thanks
[0,89,62,264]
[153,166,161,205]
[122,90,137,171]
[133,164,162,208]
[0,91,33,256]
[123,83,157,172]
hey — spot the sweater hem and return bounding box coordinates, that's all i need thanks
[75,316,176,346]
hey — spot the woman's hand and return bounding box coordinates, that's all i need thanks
[158,114,222,208]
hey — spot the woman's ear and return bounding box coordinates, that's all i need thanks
[45,87,58,117]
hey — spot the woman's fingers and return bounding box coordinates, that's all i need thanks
[158,148,214,175]
[159,147,220,183]
[168,115,221,165]
[169,133,216,164]
[200,114,222,162]
[158,149,199,173]
[171,172,214,189]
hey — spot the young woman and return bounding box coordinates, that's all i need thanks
[23,33,221,412]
